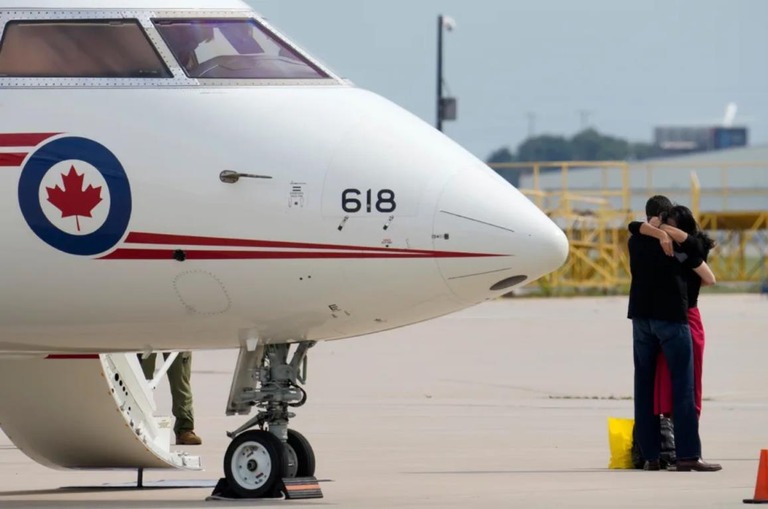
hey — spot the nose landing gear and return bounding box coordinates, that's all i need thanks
[214,342,321,500]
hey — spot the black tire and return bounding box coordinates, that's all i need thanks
[286,428,316,477]
[224,430,287,498]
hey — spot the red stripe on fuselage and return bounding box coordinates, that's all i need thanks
[127,232,435,255]
[0,153,27,166]
[100,248,498,260]
[0,133,58,147]
[46,354,100,360]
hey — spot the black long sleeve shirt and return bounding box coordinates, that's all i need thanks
[627,232,689,322]
[628,222,708,309]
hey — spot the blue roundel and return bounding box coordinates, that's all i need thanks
[18,137,132,256]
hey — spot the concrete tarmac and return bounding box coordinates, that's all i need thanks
[0,294,766,508]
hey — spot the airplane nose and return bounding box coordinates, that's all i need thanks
[433,166,569,303]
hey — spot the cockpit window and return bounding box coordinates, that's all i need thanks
[153,18,328,80]
[0,20,171,78]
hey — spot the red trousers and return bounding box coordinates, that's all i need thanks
[654,307,704,417]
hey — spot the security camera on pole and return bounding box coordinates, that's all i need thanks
[436,15,457,132]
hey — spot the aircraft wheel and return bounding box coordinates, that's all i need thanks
[224,430,286,498]
[286,428,316,477]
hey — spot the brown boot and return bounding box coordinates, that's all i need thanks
[674,458,722,472]
[176,430,202,445]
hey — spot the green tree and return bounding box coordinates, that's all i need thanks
[570,128,630,160]
[486,147,522,186]
[517,135,572,162]
[486,147,515,164]
[487,129,660,169]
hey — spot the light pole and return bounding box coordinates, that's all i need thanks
[436,15,457,132]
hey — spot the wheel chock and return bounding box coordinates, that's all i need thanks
[206,477,284,501]
[282,477,323,499]
[206,477,322,501]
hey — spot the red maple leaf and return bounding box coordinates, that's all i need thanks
[46,166,103,232]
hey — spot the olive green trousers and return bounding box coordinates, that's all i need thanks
[140,352,195,435]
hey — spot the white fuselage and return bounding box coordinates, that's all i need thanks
[0,4,569,354]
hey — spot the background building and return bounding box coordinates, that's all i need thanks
[654,126,748,156]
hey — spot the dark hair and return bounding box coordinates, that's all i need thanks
[645,195,673,219]
[667,205,716,251]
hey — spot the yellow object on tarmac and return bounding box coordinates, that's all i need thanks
[607,417,635,469]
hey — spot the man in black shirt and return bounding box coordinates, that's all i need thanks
[627,195,721,472]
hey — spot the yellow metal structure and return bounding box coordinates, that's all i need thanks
[699,211,768,282]
[491,160,768,293]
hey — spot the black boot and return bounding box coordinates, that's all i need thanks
[659,416,676,468]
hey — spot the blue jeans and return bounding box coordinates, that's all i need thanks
[633,318,701,461]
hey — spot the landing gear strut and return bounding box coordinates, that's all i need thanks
[215,341,320,499]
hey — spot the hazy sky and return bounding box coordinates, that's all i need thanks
[250,0,767,160]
